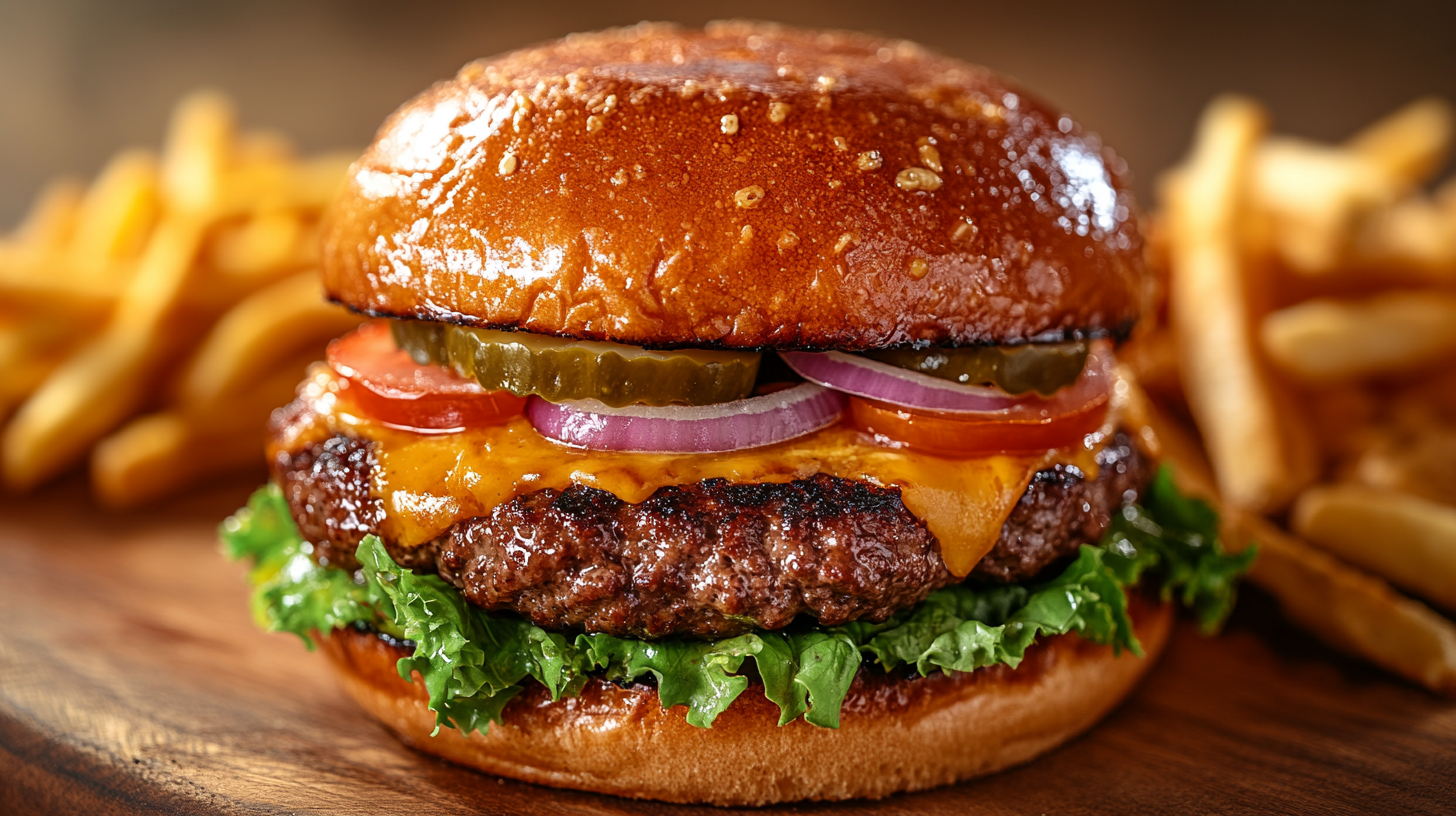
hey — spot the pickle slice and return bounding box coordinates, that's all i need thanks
[392,320,760,408]
[864,341,1089,397]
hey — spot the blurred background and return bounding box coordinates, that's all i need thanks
[3,0,1456,224]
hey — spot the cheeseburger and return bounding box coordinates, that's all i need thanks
[222,22,1251,805]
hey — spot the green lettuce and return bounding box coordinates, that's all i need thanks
[218,485,386,642]
[221,466,1253,734]
[1102,467,1257,633]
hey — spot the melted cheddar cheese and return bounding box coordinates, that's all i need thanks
[272,367,1117,576]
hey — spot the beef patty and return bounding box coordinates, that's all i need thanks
[272,431,1149,639]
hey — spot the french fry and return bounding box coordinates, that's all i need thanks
[1,331,153,490]
[0,269,124,317]
[0,89,362,502]
[92,412,260,509]
[93,357,315,508]
[200,151,349,292]
[1261,291,1456,381]
[210,148,352,220]
[1,217,203,490]
[1250,99,1453,276]
[161,91,236,215]
[92,413,195,507]
[1251,137,1394,273]
[208,209,307,278]
[0,356,57,420]
[0,324,63,422]
[289,151,356,209]
[176,270,360,410]
[1130,375,1456,696]
[1292,484,1456,613]
[1118,367,1217,500]
[1166,96,1317,512]
[1346,97,1455,190]
[67,149,161,276]
[1229,511,1456,697]
[0,153,161,318]
[1350,195,1456,278]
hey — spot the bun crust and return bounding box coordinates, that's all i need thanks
[323,22,1146,350]
[321,594,1172,805]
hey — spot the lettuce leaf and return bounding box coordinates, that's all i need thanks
[846,544,1141,680]
[1101,467,1257,633]
[219,484,383,645]
[221,465,1253,734]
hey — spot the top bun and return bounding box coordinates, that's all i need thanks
[323,21,1147,350]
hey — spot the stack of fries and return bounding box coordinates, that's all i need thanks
[0,92,361,507]
[1136,95,1456,695]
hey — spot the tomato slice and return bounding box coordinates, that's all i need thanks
[326,321,526,431]
[847,392,1110,456]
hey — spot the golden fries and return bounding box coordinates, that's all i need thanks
[1346,97,1455,189]
[0,178,110,317]
[1351,195,1456,279]
[91,365,302,508]
[177,271,360,410]
[1156,90,1456,695]
[2,330,157,490]
[0,90,358,502]
[1129,373,1456,696]
[1165,96,1316,513]
[1262,291,1456,381]
[1230,511,1456,696]
[1252,136,1395,273]
[0,324,61,422]
[1,215,203,489]
[1292,485,1456,614]
[161,91,236,216]
[68,149,162,276]
[209,209,308,278]
[1248,98,1455,276]
[92,413,220,508]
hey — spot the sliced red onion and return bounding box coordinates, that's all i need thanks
[780,342,1114,419]
[527,383,847,453]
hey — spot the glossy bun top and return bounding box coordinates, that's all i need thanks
[323,21,1147,350]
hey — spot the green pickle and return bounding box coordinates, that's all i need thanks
[391,320,760,408]
[865,341,1089,396]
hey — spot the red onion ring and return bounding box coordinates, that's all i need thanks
[780,341,1114,419]
[527,383,847,453]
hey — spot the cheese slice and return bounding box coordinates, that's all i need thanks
[273,368,1112,576]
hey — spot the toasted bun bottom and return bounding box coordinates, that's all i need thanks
[322,594,1172,805]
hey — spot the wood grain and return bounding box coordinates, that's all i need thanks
[2,476,1454,814]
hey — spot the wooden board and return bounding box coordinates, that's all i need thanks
[2,476,1454,814]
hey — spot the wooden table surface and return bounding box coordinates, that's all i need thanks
[2,476,1454,815]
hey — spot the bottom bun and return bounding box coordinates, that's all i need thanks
[322,593,1172,806]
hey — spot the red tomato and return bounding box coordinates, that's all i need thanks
[326,321,525,431]
[847,393,1109,456]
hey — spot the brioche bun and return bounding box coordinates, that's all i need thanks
[322,21,1146,351]
[321,594,1171,806]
